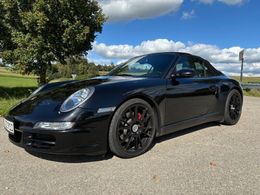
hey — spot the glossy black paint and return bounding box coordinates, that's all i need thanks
[4,52,243,155]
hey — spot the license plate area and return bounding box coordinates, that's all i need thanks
[4,119,14,135]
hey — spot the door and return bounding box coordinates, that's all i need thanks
[164,55,218,125]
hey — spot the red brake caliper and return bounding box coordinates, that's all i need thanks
[138,112,142,121]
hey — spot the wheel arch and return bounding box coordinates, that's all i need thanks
[232,86,243,101]
[222,85,243,117]
[227,78,243,100]
[222,86,243,125]
[110,94,162,137]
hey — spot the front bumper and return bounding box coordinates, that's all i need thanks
[5,112,112,155]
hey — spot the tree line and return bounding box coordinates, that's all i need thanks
[47,59,116,82]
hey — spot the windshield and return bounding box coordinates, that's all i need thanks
[108,53,176,78]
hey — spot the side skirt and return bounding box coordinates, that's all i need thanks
[158,112,222,137]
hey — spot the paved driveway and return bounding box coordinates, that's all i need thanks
[0,96,259,195]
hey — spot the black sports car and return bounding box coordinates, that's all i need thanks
[4,52,243,158]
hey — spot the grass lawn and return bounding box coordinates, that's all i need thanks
[231,76,260,83]
[0,67,36,79]
[0,68,38,116]
[231,76,260,97]
[243,89,260,97]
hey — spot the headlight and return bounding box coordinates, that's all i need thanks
[34,122,74,130]
[60,87,95,112]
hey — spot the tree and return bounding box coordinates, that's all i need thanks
[0,3,3,51]
[97,63,116,72]
[0,0,105,85]
[46,57,99,81]
[0,1,12,55]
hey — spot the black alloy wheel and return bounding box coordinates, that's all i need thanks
[229,92,242,120]
[224,89,242,125]
[109,98,156,158]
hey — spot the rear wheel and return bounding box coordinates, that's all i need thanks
[223,89,243,125]
[109,98,156,158]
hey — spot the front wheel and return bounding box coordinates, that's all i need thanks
[109,98,156,158]
[223,89,243,125]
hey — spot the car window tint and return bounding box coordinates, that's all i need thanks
[128,62,154,75]
[193,58,217,77]
[174,56,195,72]
[110,54,176,78]
[174,56,216,78]
[204,61,218,77]
[192,58,205,78]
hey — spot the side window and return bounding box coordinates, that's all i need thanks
[174,56,195,72]
[204,61,217,77]
[192,57,216,78]
[192,58,205,78]
[173,56,216,78]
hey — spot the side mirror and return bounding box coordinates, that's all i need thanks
[171,69,195,79]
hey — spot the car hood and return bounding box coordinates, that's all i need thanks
[8,76,146,119]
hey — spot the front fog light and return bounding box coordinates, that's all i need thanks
[34,122,74,130]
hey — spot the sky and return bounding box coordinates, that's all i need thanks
[88,0,260,76]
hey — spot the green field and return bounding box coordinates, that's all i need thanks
[231,76,260,97]
[231,76,260,83]
[0,67,38,116]
[0,67,259,116]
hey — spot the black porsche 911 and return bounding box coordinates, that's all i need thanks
[3,52,243,158]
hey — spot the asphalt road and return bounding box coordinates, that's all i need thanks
[0,96,259,195]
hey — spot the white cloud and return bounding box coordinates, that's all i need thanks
[182,9,196,19]
[193,0,247,5]
[98,0,183,21]
[218,0,247,5]
[91,39,260,76]
[97,0,248,22]
[93,39,185,59]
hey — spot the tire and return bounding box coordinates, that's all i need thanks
[109,98,156,158]
[223,89,243,125]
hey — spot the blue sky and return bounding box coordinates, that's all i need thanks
[97,0,259,47]
[89,0,260,76]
